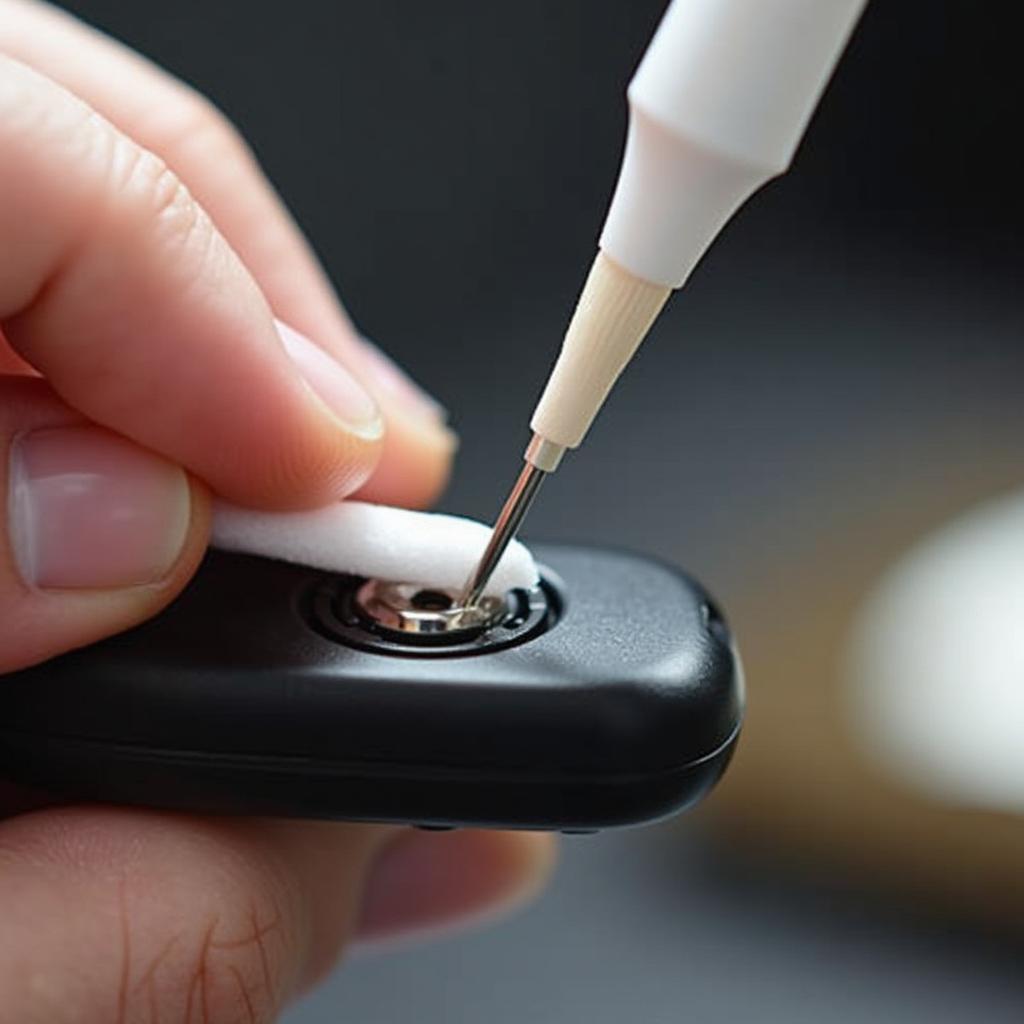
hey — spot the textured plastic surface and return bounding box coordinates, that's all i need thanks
[0,545,743,829]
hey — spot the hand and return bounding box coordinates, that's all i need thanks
[0,2,554,1020]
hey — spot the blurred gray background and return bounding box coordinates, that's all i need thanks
[60,0,1024,1020]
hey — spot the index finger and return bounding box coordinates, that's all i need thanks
[0,0,456,510]
[0,56,383,509]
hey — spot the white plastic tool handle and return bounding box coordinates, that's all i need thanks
[529,0,867,457]
[603,0,868,288]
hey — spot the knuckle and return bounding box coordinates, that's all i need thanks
[102,137,218,270]
[114,143,200,243]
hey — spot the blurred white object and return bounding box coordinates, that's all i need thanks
[846,490,1024,811]
[212,501,538,597]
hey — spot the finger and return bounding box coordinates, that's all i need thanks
[0,0,456,509]
[0,56,383,510]
[355,829,557,948]
[0,809,555,1021]
[0,376,211,671]
[0,808,389,1022]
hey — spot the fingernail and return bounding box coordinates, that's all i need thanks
[277,320,383,440]
[357,337,447,424]
[9,426,190,590]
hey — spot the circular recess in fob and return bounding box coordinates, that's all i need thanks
[305,569,562,657]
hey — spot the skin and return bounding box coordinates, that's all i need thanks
[0,2,555,1020]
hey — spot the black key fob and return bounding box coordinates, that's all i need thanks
[0,544,742,830]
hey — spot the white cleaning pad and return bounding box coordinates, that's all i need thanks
[211,501,538,597]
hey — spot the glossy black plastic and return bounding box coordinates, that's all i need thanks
[0,545,743,829]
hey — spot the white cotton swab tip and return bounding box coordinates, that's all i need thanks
[210,500,539,598]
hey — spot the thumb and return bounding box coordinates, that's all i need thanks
[0,376,209,673]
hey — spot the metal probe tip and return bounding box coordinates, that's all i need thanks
[459,461,547,610]
[460,435,566,609]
